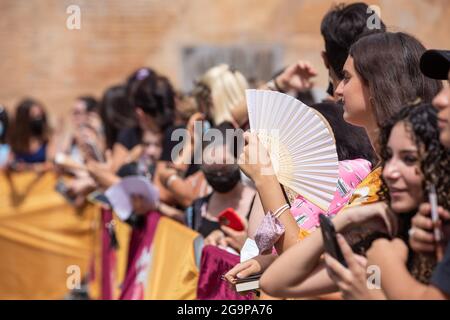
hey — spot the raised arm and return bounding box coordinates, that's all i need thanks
[238,132,299,253]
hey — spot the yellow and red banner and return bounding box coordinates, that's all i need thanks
[0,171,97,299]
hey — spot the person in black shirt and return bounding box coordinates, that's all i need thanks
[112,67,176,172]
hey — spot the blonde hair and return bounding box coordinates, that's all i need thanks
[194,64,248,125]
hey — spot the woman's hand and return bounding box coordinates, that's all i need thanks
[409,202,450,253]
[224,254,276,285]
[333,202,397,236]
[324,233,380,300]
[220,224,248,252]
[238,132,275,184]
[204,229,227,247]
[275,60,318,92]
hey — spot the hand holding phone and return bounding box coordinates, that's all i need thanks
[218,208,245,231]
[319,214,347,267]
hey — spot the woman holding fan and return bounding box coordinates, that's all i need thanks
[225,32,442,297]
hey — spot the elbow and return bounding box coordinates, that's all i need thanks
[260,272,284,298]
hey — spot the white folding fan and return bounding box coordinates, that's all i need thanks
[246,89,339,211]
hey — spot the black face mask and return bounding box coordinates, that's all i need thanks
[203,168,241,193]
[30,118,45,136]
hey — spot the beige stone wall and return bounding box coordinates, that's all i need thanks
[0,0,449,119]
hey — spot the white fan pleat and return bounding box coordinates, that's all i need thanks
[246,89,339,211]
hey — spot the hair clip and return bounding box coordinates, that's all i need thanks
[136,68,150,81]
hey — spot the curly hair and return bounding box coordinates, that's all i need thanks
[376,103,450,283]
[378,103,450,212]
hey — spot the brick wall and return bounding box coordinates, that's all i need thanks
[1,0,449,120]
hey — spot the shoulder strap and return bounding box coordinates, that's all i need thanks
[246,193,257,219]
[192,193,213,231]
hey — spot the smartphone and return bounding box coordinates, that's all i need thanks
[319,214,347,267]
[87,191,112,209]
[218,208,245,231]
[55,179,77,204]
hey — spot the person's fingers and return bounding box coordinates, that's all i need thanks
[211,234,221,246]
[236,262,260,279]
[336,279,351,294]
[418,203,431,217]
[298,61,311,75]
[438,206,450,221]
[296,60,317,77]
[205,236,217,246]
[412,213,433,230]
[224,237,239,250]
[325,264,339,284]
[409,239,436,253]
[225,262,247,279]
[306,64,318,76]
[219,237,228,248]
[324,253,352,283]
[221,225,238,237]
[411,227,435,243]
[337,233,359,272]
[353,254,368,268]
[224,261,253,282]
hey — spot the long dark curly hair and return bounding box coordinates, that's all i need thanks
[377,103,450,284]
[378,103,450,213]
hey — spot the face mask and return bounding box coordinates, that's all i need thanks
[30,118,45,136]
[203,168,241,193]
[254,213,285,254]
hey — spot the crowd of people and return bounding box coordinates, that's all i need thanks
[1,2,450,300]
